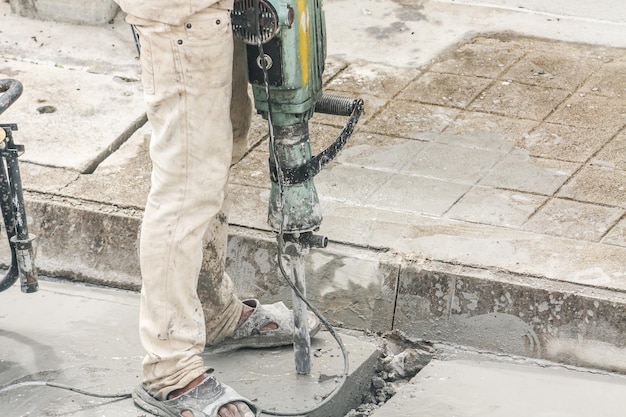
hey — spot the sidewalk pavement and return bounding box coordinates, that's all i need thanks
[1,0,626,415]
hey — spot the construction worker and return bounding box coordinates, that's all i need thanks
[111,1,321,416]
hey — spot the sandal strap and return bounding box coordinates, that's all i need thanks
[232,299,294,340]
[134,375,258,417]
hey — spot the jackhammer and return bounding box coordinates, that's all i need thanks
[231,0,364,375]
[0,79,38,294]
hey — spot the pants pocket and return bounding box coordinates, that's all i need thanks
[135,27,156,95]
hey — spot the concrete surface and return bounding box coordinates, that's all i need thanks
[1,0,626,415]
[0,279,380,417]
[372,358,626,417]
[9,0,120,25]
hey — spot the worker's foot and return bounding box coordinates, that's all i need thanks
[205,299,322,353]
[170,374,255,417]
[132,372,257,417]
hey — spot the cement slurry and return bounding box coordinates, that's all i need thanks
[0,279,380,417]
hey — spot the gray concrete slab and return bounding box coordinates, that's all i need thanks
[371,359,626,417]
[0,59,145,173]
[0,280,380,417]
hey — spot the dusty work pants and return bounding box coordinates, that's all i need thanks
[129,6,252,401]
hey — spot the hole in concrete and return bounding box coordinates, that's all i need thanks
[343,330,436,417]
[36,105,56,114]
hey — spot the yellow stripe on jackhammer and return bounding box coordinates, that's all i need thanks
[297,0,310,87]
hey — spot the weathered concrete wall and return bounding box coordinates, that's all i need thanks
[8,195,626,374]
[9,0,119,25]
[3,196,399,333]
[225,229,400,333]
[394,260,626,374]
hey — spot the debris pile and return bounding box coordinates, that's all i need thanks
[344,330,436,417]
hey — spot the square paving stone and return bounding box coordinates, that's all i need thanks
[592,130,626,171]
[501,50,603,90]
[0,59,145,173]
[603,218,626,247]
[579,61,626,98]
[365,174,471,216]
[558,165,626,208]
[364,100,460,138]
[337,132,428,171]
[401,141,506,184]
[523,198,624,242]
[469,81,570,121]
[62,123,152,208]
[322,57,348,85]
[19,162,80,194]
[324,62,420,99]
[429,36,525,78]
[443,112,536,152]
[519,123,616,162]
[398,72,493,109]
[478,150,578,195]
[315,165,394,204]
[446,186,547,227]
[547,93,626,132]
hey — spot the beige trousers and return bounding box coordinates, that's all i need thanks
[129,6,252,400]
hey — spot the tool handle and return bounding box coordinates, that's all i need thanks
[0,79,23,116]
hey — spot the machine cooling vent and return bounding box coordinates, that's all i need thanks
[232,0,280,45]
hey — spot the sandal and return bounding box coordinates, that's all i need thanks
[133,374,258,417]
[206,299,321,354]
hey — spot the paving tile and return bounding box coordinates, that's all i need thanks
[226,183,269,231]
[603,218,626,247]
[230,142,270,189]
[315,165,394,204]
[558,165,626,208]
[322,57,349,85]
[20,162,80,194]
[324,62,420,99]
[429,36,525,78]
[337,132,428,170]
[579,61,626,98]
[443,112,536,151]
[501,50,603,90]
[364,100,460,138]
[364,174,471,216]
[523,198,624,242]
[478,150,578,195]
[592,130,626,171]
[432,131,516,154]
[398,72,493,109]
[519,123,616,162]
[401,141,506,184]
[469,81,570,121]
[446,186,547,227]
[547,93,626,132]
[0,59,145,173]
[61,124,151,209]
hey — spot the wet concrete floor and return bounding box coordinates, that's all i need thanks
[0,279,379,417]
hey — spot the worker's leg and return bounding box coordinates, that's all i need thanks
[131,7,241,400]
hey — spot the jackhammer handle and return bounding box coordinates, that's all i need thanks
[0,79,23,116]
[315,94,360,117]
